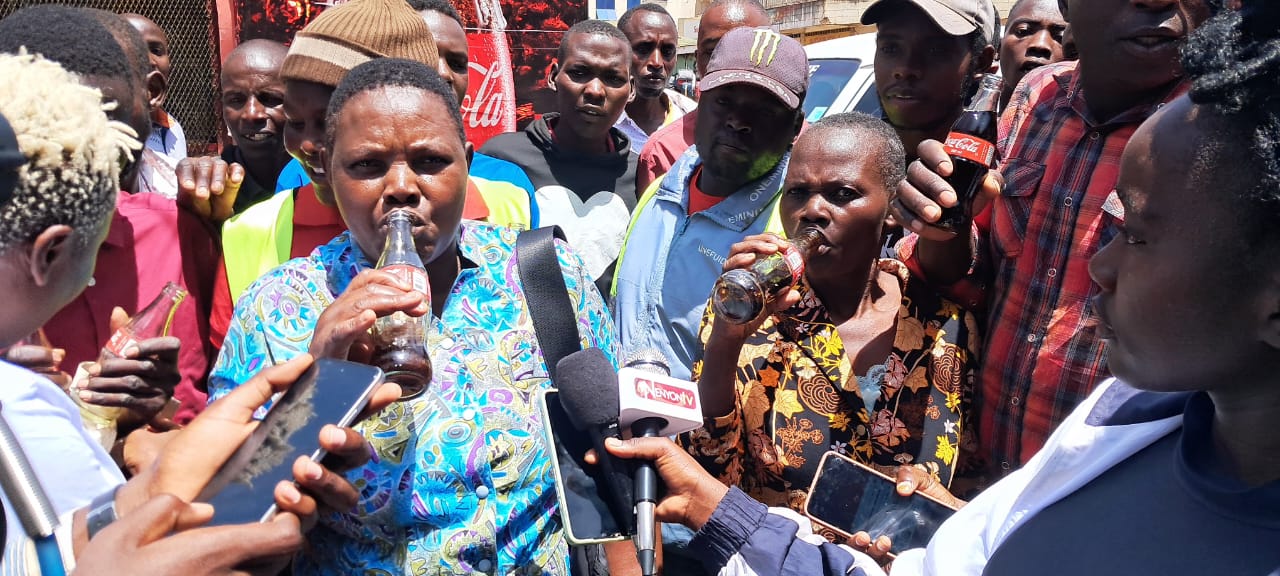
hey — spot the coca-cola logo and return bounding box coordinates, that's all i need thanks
[946,137,984,154]
[463,61,508,130]
[635,378,697,409]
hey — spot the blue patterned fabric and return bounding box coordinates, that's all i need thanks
[209,222,619,575]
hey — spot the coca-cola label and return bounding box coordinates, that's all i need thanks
[944,132,996,167]
[783,245,806,284]
[635,377,697,410]
[105,329,137,356]
[464,32,517,147]
[384,264,430,297]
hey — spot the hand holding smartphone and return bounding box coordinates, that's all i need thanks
[198,358,385,525]
[804,451,958,554]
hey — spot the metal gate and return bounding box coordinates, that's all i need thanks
[0,0,221,157]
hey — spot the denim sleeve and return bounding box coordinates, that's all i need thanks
[688,487,886,576]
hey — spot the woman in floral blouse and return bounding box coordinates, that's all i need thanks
[682,113,981,516]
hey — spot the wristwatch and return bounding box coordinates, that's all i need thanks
[85,485,120,540]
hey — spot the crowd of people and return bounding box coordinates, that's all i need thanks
[0,0,1275,574]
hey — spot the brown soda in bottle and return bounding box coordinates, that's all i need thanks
[711,228,824,324]
[935,74,1003,233]
[371,210,432,399]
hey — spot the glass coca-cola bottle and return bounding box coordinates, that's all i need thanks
[76,281,186,447]
[371,210,432,399]
[711,228,824,325]
[934,74,1004,233]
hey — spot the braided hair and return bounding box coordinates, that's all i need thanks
[0,52,139,251]
[1181,0,1280,238]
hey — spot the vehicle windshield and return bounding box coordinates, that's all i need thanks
[804,58,863,120]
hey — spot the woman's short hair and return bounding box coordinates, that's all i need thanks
[0,52,139,250]
[324,57,466,152]
[802,112,907,194]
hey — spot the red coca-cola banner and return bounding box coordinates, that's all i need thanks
[464,32,517,145]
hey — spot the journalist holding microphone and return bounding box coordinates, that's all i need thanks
[0,51,392,575]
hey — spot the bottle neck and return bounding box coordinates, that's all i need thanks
[121,283,186,339]
[380,216,419,267]
[966,77,1003,114]
[791,228,824,258]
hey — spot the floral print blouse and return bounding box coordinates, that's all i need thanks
[682,260,981,512]
[209,223,618,575]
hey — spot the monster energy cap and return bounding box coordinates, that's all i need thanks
[700,26,809,109]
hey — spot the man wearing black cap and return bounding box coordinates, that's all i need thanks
[862,0,997,162]
[615,26,808,382]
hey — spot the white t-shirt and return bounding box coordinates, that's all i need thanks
[0,360,124,574]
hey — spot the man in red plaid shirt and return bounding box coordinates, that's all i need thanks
[892,0,1214,478]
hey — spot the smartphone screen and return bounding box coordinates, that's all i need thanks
[804,451,957,553]
[539,389,628,544]
[200,358,384,525]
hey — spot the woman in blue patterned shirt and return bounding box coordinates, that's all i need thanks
[208,59,619,575]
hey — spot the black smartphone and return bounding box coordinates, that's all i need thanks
[199,358,385,525]
[537,389,629,545]
[804,451,958,554]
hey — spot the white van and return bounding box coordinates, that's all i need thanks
[802,32,881,122]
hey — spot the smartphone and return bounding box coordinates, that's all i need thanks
[804,451,958,554]
[199,358,385,525]
[537,389,630,545]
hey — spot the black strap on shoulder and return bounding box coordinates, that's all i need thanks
[516,226,580,382]
[517,227,604,576]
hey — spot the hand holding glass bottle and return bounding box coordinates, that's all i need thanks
[712,229,823,326]
[74,282,186,448]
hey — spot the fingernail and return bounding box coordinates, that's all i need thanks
[897,481,913,492]
[196,187,208,195]
[305,460,323,481]
[604,438,622,447]
[280,483,302,504]
[77,390,92,401]
[322,426,345,445]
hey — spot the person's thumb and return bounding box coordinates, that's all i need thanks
[107,493,193,547]
[109,306,131,334]
[603,436,673,461]
[895,469,920,497]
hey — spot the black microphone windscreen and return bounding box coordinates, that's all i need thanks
[555,348,620,431]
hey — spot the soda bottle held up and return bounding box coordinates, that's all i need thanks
[711,228,824,324]
[371,210,432,399]
[75,281,186,447]
[934,74,1004,233]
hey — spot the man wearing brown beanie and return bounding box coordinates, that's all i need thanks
[208,0,442,347]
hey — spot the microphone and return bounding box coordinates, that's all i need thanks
[554,349,637,537]
[618,350,703,576]
[0,400,66,576]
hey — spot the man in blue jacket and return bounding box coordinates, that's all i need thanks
[613,26,807,379]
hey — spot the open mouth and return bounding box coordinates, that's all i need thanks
[1122,26,1181,50]
[1019,59,1050,72]
[578,106,606,117]
[241,131,276,143]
